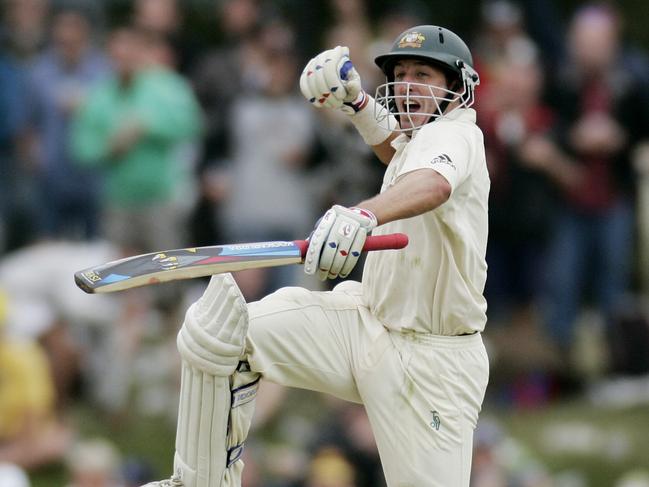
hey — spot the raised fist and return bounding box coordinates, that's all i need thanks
[299,46,363,110]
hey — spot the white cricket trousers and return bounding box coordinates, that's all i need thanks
[245,281,489,487]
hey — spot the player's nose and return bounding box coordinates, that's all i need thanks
[395,80,415,96]
[402,68,419,85]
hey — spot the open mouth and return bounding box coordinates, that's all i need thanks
[403,100,422,114]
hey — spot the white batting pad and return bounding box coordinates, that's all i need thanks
[170,274,258,487]
[177,274,248,376]
[174,363,230,487]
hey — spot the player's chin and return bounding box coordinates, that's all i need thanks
[398,113,429,130]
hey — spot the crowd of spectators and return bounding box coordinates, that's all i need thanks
[1,0,649,486]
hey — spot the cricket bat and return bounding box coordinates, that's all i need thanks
[74,233,408,294]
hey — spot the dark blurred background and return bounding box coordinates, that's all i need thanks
[1,1,649,486]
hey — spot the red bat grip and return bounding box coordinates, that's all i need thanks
[295,233,408,259]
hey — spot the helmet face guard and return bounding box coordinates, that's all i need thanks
[374,60,479,131]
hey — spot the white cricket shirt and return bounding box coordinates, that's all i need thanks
[362,108,490,335]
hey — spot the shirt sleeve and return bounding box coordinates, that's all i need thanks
[396,122,472,192]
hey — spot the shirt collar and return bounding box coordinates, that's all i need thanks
[442,107,476,122]
[390,133,410,150]
[389,108,476,149]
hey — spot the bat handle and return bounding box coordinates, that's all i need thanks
[295,233,409,259]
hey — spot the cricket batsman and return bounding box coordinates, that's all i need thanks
[145,25,490,486]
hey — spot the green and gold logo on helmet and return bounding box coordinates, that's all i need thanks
[398,31,426,48]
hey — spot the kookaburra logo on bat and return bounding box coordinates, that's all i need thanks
[152,253,179,270]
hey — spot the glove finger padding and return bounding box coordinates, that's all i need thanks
[311,53,335,107]
[320,217,361,280]
[299,62,317,104]
[304,208,337,276]
[320,46,348,106]
[339,230,367,278]
[301,53,329,108]
[300,56,325,107]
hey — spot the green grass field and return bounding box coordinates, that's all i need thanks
[30,406,176,487]
[496,400,649,485]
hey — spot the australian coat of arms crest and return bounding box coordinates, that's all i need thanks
[398,32,426,48]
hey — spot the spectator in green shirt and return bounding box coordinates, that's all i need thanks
[71,27,202,255]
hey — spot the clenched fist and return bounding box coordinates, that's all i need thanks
[299,46,365,112]
[304,205,377,280]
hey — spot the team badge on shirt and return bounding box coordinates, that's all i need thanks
[398,32,426,48]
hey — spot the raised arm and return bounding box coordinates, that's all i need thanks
[299,46,399,165]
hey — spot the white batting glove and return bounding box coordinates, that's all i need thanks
[304,205,377,281]
[299,46,367,114]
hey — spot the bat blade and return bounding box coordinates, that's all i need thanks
[74,233,408,294]
[74,241,303,294]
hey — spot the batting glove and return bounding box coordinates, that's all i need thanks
[305,205,378,281]
[299,46,367,114]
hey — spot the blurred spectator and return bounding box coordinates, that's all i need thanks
[305,106,381,230]
[479,49,568,407]
[470,418,554,487]
[188,0,264,247]
[239,449,264,487]
[0,239,168,420]
[616,470,649,487]
[220,22,318,297]
[65,438,124,487]
[0,240,121,408]
[121,458,156,487]
[480,49,557,325]
[368,4,423,69]
[303,447,356,487]
[133,0,179,40]
[324,0,378,91]
[132,0,199,74]
[471,419,507,486]
[0,289,72,469]
[0,463,30,487]
[472,0,539,114]
[539,4,649,365]
[0,53,27,252]
[1,0,49,64]
[24,5,110,240]
[474,1,532,64]
[312,403,384,487]
[71,26,203,256]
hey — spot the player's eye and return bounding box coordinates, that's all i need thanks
[394,71,405,80]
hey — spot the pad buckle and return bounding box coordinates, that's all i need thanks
[226,444,244,467]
